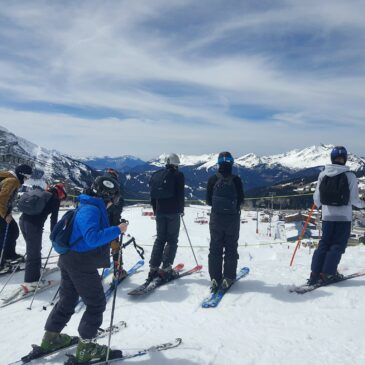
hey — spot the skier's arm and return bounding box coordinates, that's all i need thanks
[234,176,245,206]
[77,206,121,248]
[348,173,365,209]
[177,172,185,214]
[0,179,17,218]
[151,198,156,215]
[313,174,323,208]
[49,197,60,232]
[206,176,216,206]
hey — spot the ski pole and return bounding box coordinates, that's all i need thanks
[42,285,60,311]
[181,216,200,267]
[0,223,10,267]
[290,204,316,267]
[27,246,53,310]
[106,233,124,364]
[0,254,26,295]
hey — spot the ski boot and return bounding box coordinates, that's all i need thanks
[306,272,320,286]
[75,338,122,363]
[210,279,219,294]
[218,277,234,293]
[159,265,179,282]
[319,272,344,284]
[146,267,160,284]
[40,331,73,352]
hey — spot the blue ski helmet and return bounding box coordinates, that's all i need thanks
[217,151,234,165]
[331,146,347,165]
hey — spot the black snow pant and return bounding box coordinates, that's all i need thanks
[19,216,43,282]
[209,213,240,282]
[311,221,351,275]
[0,216,20,265]
[149,213,180,269]
[45,256,106,339]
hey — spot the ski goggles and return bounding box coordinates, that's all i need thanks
[218,156,234,164]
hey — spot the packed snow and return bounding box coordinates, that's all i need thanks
[1,205,365,365]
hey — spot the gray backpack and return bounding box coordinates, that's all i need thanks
[18,189,52,215]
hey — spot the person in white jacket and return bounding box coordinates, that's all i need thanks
[308,146,365,285]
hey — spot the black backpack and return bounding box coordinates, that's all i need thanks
[149,168,175,199]
[319,173,350,206]
[17,189,52,215]
[212,173,238,214]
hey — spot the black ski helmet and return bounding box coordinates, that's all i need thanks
[105,168,120,182]
[331,146,347,165]
[91,176,120,203]
[217,151,234,165]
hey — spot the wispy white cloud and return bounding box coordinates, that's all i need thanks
[0,0,364,158]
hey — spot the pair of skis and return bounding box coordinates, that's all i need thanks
[10,322,181,365]
[8,321,126,364]
[290,270,365,294]
[127,263,203,296]
[0,267,60,308]
[75,260,145,312]
[201,267,250,308]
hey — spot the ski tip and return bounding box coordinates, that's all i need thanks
[174,263,185,270]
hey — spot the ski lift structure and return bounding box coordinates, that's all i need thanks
[194,211,209,225]
[141,207,155,219]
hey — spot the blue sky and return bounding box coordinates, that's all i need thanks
[0,0,364,159]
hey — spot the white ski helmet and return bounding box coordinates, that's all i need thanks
[165,153,180,166]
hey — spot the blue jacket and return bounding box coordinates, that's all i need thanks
[70,194,121,253]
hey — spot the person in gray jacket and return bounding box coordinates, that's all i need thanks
[308,146,365,285]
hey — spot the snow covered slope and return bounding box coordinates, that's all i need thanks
[1,206,365,365]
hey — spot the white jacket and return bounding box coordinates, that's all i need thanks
[313,164,365,221]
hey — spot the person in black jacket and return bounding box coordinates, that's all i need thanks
[148,153,185,282]
[103,168,127,278]
[104,168,124,225]
[206,151,244,293]
[19,183,67,291]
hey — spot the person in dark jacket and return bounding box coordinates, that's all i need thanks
[206,152,244,293]
[40,176,128,363]
[103,168,127,278]
[308,146,365,285]
[148,153,185,282]
[104,168,124,224]
[0,164,33,266]
[19,183,67,292]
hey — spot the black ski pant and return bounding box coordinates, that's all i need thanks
[311,221,351,275]
[149,213,180,269]
[45,258,106,339]
[0,216,20,265]
[209,213,240,282]
[19,216,43,282]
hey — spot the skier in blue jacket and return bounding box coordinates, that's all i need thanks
[40,176,128,363]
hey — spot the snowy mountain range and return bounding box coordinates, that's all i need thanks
[148,146,365,171]
[0,126,97,191]
[80,155,145,172]
[1,125,364,201]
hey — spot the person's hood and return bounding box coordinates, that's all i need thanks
[0,171,18,181]
[323,164,350,177]
[77,194,106,209]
